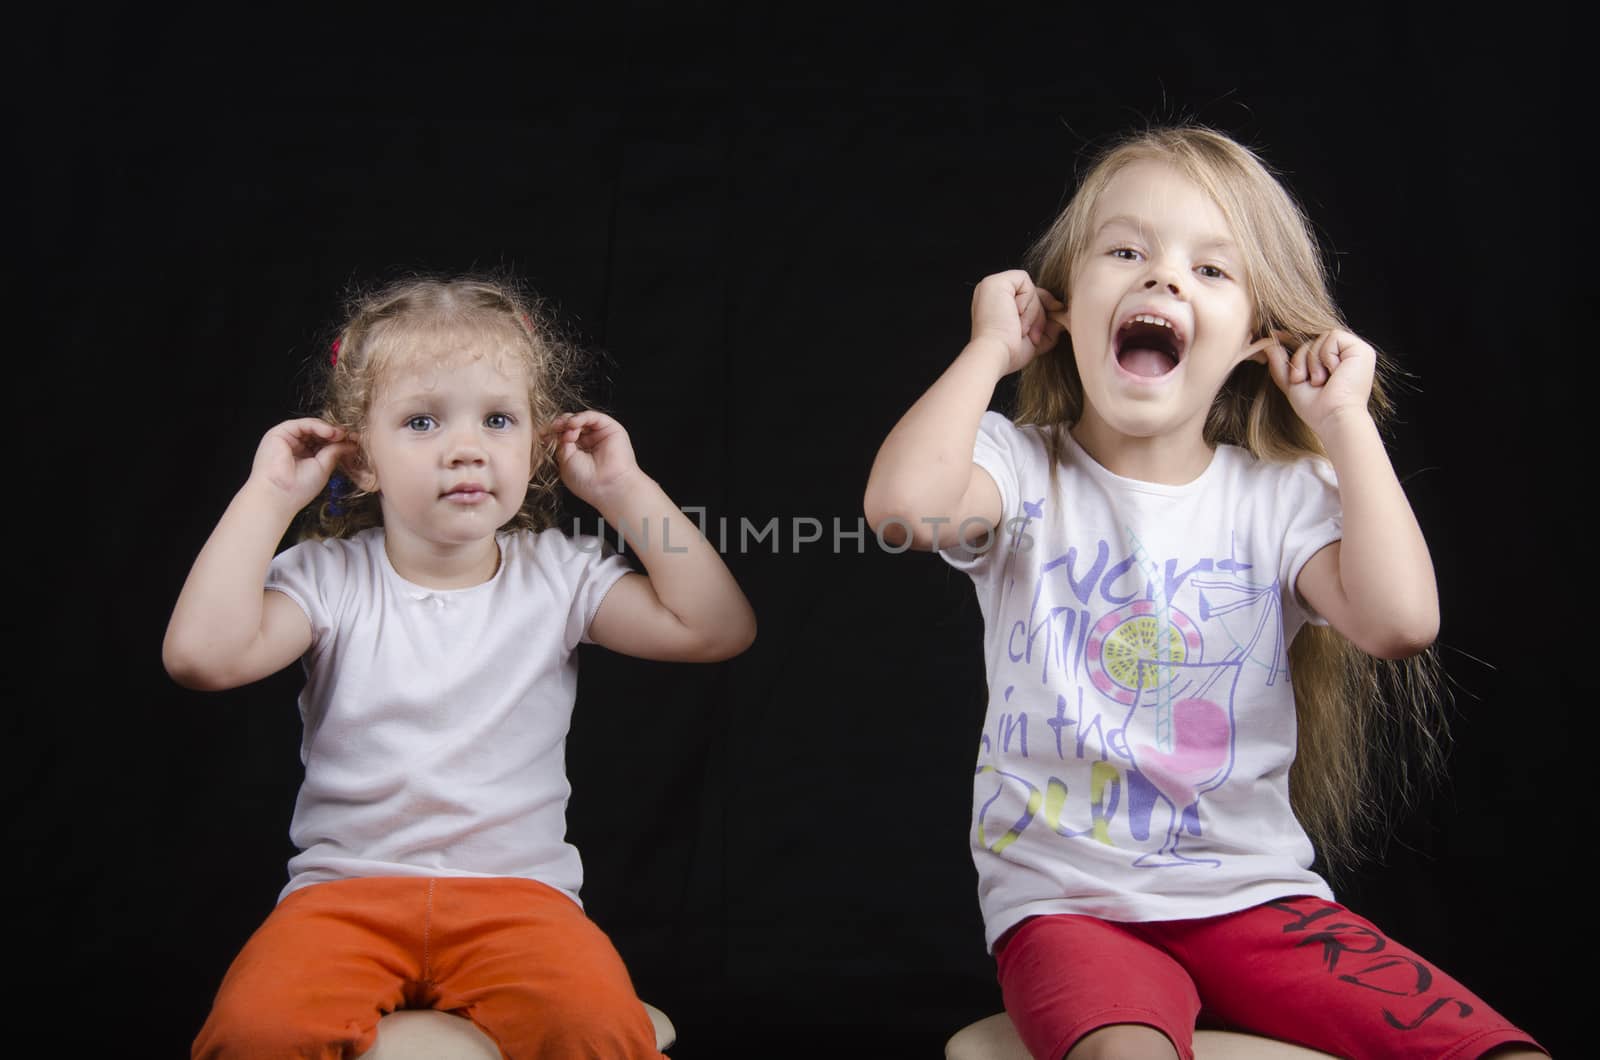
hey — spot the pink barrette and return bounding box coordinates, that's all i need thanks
[329,337,341,366]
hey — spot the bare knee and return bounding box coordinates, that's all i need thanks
[1067,1023,1181,1060]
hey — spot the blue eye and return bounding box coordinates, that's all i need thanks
[1197,264,1228,280]
[485,413,512,430]
[405,415,435,432]
[1111,247,1141,261]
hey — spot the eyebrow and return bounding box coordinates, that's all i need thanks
[1095,214,1238,252]
[380,390,527,408]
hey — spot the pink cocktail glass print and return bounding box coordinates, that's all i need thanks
[1104,580,1280,868]
[1125,658,1241,867]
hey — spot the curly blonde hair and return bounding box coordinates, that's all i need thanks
[1020,126,1446,872]
[301,275,585,539]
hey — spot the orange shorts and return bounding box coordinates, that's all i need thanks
[192,876,663,1060]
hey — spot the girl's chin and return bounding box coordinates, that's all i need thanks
[1084,402,1204,443]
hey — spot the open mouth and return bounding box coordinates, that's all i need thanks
[1115,313,1186,378]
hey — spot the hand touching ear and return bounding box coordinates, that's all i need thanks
[250,419,356,509]
[970,270,1067,375]
[542,411,643,508]
[1260,329,1377,436]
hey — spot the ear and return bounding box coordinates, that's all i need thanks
[344,447,378,494]
[1241,333,1278,366]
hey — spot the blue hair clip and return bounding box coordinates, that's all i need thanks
[328,471,351,516]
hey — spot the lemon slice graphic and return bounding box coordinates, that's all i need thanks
[1102,615,1189,690]
[1087,602,1203,705]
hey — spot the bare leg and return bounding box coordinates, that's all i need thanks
[1066,1024,1179,1060]
[1193,1030,1336,1058]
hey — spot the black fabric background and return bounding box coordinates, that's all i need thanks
[14,5,1575,1056]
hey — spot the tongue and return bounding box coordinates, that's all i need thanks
[1120,347,1174,378]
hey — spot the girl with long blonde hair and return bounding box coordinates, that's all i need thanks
[865,127,1542,1059]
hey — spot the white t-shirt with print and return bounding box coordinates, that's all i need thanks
[941,412,1343,949]
[265,526,632,906]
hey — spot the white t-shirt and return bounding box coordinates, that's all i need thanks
[264,526,632,906]
[941,412,1344,949]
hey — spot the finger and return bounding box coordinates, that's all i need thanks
[289,433,342,460]
[1264,328,1301,355]
[1046,308,1070,330]
[1001,269,1034,295]
[1023,306,1044,348]
[1262,341,1292,392]
[313,440,356,473]
[1290,342,1312,385]
[1309,332,1339,385]
[559,422,602,451]
[284,417,346,441]
[563,409,611,431]
[1036,287,1065,310]
[268,423,316,455]
[1331,329,1374,366]
[1016,288,1038,328]
[578,419,623,451]
[582,408,624,438]
[977,271,1026,303]
[1319,346,1342,381]
[1325,328,1357,356]
[1041,316,1065,348]
[540,412,584,437]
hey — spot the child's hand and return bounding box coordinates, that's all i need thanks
[249,418,354,510]
[544,411,644,506]
[970,270,1066,374]
[1262,329,1376,437]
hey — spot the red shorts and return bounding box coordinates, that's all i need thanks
[192,876,663,1060]
[994,896,1543,1060]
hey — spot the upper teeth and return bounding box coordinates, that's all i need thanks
[1130,314,1174,329]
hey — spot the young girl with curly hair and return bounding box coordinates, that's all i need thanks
[167,276,755,1059]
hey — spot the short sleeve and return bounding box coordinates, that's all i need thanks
[939,410,1020,572]
[265,538,345,651]
[1279,456,1344,627]
[548,532,634,652]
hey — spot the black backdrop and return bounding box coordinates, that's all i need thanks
[16,5,1575,1057]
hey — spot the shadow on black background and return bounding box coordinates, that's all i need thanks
[15,6,1573,1056]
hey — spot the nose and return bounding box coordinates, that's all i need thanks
[445,427,488,466]
[1142,258,1185,297]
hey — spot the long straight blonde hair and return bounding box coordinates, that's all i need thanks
[1020,126,1445,871]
